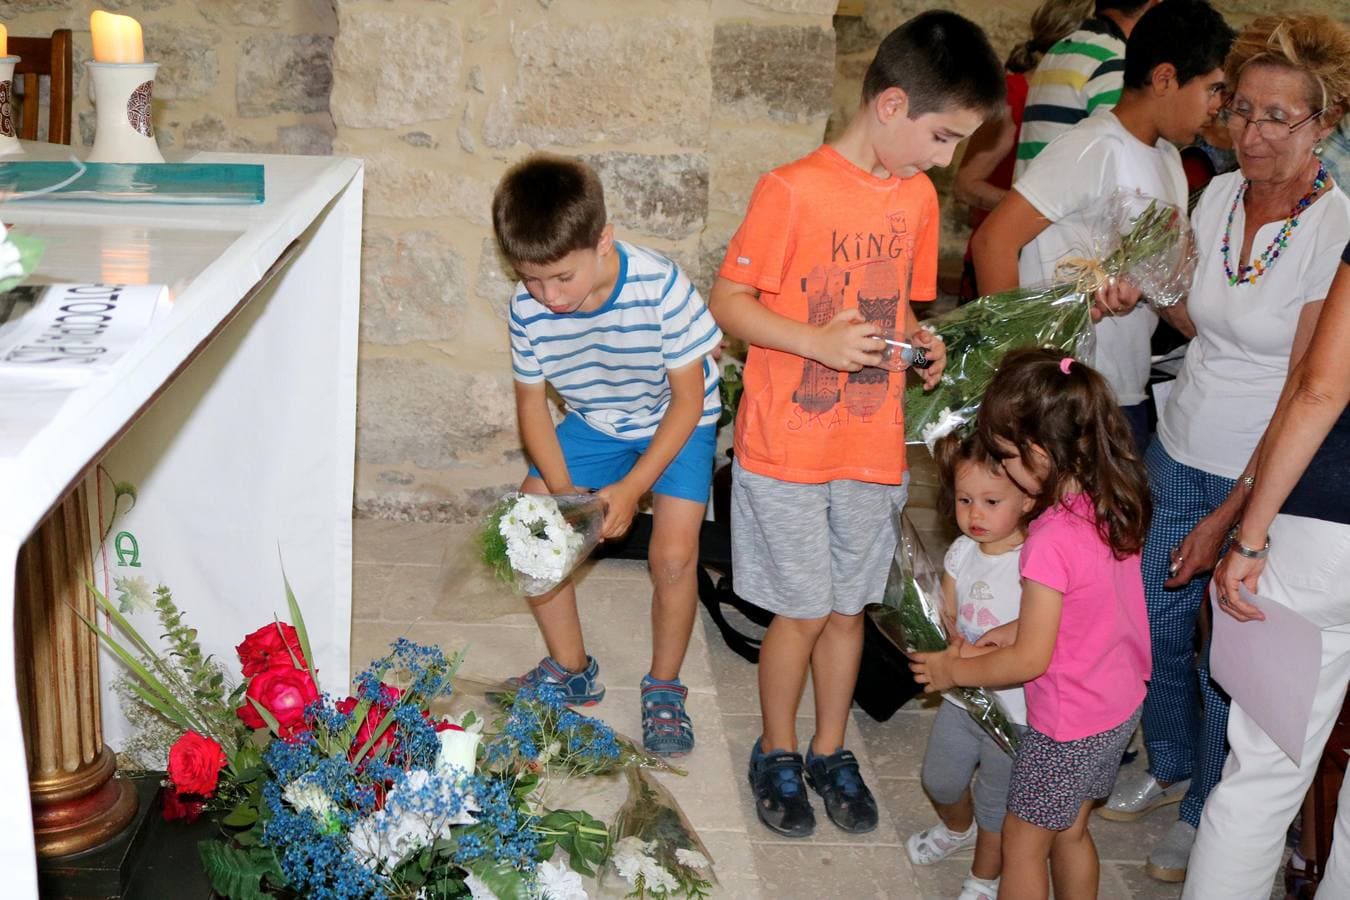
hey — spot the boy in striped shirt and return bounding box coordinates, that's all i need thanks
[491,154,722,757]
[1015,0,1158,179]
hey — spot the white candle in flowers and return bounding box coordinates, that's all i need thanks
[90,10,144,64]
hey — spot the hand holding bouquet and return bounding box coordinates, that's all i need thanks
[868,515,1021,757]
[479,492,607,596]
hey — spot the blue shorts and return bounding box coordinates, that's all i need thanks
[527,413,716,504]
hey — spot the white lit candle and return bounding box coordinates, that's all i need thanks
[0,25,9,59]
[90,11,143,64]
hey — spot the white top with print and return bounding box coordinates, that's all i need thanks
[943,535,1027,725]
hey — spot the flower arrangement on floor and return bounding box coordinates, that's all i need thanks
[479,493,608,596]
[868,515,1021,757]
[87,575,717,900]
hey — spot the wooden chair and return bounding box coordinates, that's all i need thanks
[10,29,72,144]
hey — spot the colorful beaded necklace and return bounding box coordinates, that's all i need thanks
[1222,161,1328,286]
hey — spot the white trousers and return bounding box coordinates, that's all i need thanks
[1185,514,1350,900]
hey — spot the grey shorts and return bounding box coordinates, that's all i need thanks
[1007,706,1143,831]
[730,459,909,618]
[922,701,1025,833]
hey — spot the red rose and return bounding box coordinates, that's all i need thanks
[237,666,319,737]
[161,789,205,823]
[167,731,228,797]
[336,686,404,759]
[235,622,307,677]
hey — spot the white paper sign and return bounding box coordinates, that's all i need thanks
[1210,582,1322,766]
[0,283,171,388]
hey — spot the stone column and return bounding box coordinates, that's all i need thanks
[15,482,137,858]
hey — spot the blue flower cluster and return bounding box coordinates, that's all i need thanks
[454,774,538,869]
[482,683,622,772]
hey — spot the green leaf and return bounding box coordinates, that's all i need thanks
[278,557,319,687]
[222,802,258,827]
[468,861,530,900]
[197,841,282,900]
[246,697,283,737]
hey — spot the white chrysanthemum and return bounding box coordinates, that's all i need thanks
[537,860,588,900]
[921,407,967,451]
[282,779,336,821]
[637,856,679,894]
[674,848,709,870]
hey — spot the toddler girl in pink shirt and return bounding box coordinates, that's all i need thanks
[911,348,1152,899]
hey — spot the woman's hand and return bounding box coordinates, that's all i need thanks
[909,637,965,692]
[1213,546,1267,623]
[1090,277,1144,322]
[1164,510,1233,588]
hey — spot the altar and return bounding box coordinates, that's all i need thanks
[0,145,362,896]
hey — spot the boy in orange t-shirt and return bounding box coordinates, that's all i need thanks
[708,11,1005,838]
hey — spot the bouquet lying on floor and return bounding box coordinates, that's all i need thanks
[480,493,608,596]
[87,572,716,900]
[905,191,1195,447]
[868,515,1021,757]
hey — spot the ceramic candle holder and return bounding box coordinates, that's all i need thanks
[87,61,163,164]
[0,56,22,155]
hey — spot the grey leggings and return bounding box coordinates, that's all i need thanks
[921,700,1021,832]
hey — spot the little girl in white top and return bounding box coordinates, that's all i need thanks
[906,434,1033,900]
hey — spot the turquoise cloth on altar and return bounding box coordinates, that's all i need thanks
[0,161,265,204]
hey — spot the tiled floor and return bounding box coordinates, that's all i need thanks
[350,444,1280,899]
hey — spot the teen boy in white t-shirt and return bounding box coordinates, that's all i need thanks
[972,0,1234,449]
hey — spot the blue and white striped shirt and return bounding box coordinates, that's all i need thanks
[509,242,722,439]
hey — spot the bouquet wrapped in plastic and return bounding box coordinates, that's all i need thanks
[478,492,607,596]
[602,767,717,899]
[904,190,1195,447]
[868,515,1020,757]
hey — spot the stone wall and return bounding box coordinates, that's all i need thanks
[0,0,336,154]
[334,0,837,522]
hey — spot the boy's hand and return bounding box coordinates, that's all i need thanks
[975,619,1018,649]
[814,309,883,372]
[1091,276,1143,321]
[908,637,964,693]
[596,481,640,540]
[910,328,946,389]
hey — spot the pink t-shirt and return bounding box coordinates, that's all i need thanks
[1019,493,1151,742]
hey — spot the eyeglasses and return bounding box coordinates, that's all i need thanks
[1219,103,1326,142]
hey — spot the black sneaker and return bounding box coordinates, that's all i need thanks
[804,743,878,834]
[748,737,815,838]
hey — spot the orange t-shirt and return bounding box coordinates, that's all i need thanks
[718,145,940,485]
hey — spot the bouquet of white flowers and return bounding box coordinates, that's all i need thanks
[479,492,607,596]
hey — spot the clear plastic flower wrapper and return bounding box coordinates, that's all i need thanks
[903,189,1194,447]
[867,514,1021,758]
[602,767,717,899]
[478,492,608,596]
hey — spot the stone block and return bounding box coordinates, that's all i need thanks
[353,482,517,524]
[331,8,461,128]
[0,0,71,13]
[359,145,494,223]
[275,122,334,156]
[357,358,517,469]
[712,22,834,125]
[400,131,438,149]
[743,0,838,14]
[203,0,337,30]
[474,236,515,321]
[583,152,708,242]
[483,18,711,149]
[99,0,172,10]
[181,115,333,156]
[144,25,219,101]
[360,230,467,346]
[237,34,334,117]
[707,124,820,218]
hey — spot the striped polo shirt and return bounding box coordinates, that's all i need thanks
[509,241,722,440]
[1014,17,1126,180]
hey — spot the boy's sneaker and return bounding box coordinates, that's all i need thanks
[640,674,694,757]
[957,876,1000,900]
[906,820,978,865]
[804,743,878,834]
[748,737,815,838]
[504,655,605,706]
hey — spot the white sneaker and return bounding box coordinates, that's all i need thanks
[906,820,977,865]
[957,875,999,899]
[1146,819,1196,882]
[1098,769,1190,822]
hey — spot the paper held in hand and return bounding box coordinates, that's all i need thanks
[1210,582,1322,766]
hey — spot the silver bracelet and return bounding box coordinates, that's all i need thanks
[1232,537,1270,559]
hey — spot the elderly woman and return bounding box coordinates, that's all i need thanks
[1184,246,1350,898]
[1099,13,1350,883]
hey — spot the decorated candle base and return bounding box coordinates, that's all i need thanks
[87,61,163,164]
[0,57,23,155]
